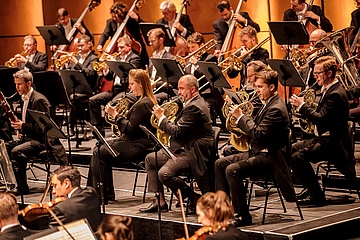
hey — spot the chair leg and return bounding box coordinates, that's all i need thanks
[295,199,304,220]
[276,186,287,213]
[27,163,39,181]
[132,167,140,196]
[169,191,174,211]
[247,181,254,207]
[262,187,271,224]
[142,174,148,203]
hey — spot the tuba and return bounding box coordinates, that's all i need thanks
[315,27,360,90]
[104,97,130,137]
[0,139,17,191]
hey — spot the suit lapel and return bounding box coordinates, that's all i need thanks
[254,95,277,124]
[317,82,339,111]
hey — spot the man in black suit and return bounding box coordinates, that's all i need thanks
[213,0,260,58]
[350,1,360,50]
[283,0,332,33]
[139,75,214,213]
[14,35,47,73]
[97,2,148,66]
[50,166,101,231]
[89,35,143,136]
[7,70,67,195]
[290,56,356,206]
[0,192,33,240]
[215,69,297,226]
[156,1,195,40]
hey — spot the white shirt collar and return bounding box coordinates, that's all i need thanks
[1,223,21,233]
[22,87,34,101]
[321,79,338,95]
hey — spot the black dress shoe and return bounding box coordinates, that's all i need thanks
[231,215,253,227]
[139,202,168,213]
[296,188,310,200]
[298,196,326,207]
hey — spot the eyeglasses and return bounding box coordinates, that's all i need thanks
[23,43,34,47]
[313,70,325,75]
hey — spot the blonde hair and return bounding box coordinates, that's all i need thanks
[98,215,134,240]
[0,192,18,221]
[128,69,157,105]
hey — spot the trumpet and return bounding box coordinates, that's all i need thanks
[5,50,28,68]
[53,51,79,69]
[174,39,217,69]
[219,36,270,72]
[92,52,121,72]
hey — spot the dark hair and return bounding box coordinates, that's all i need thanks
[57,8,69,18]
[98,215,134,240]
[247,60,267,72]
[111,2,128,20]
[52,166,81,187]
[314,56,338,78]
[187,32,205,45]
[255,69,279,90]
[0,192,18,220]
[13,69,33,84]
[216,1,231,12]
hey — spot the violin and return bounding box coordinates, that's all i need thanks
[19,196,66,222]
[176,226,213,240]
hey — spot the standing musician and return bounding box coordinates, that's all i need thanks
[139,75,214,213]
[290,56,356,206]
[215,69,297,226]
[213,0,260,58]
[227,26,269,84]
[55,8,93,43]
[350,0,360,50]
[195,191,249,240]
[97,2,149,66]
[89,35,143,136]
[156,1,195,40]
[0,192,34,240]
[13,35,47,73]
[283,0,333,33]
[6,70,67,196]
[50,166,101,231]
[87,69,157,204]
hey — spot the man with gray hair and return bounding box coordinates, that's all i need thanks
[140,75,214,213]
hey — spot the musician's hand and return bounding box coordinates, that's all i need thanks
[189,56,198,65]
[11,120,23,130]
[16,131,23,139]
[70,56,78,64]
[304,11,320,21]
[233,13,246,24]
[74,23,86,34]
[105,105,118,119]
[50,45,58,52]
[230,105,242,119]
[97,45,103,52]
[290,94,304,107]
[153,105,165,120]
[128,11,139,21]
[214,49,221,58]
[15,54,27,64]
[173,22,184,32]
[224,95,232,103]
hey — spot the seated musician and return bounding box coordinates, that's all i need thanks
[195,191,249,240]
[89,35,143,136]
[97,2,148,66]
[6,70,67,195]
[56,8,93,43]
[227,26,269,82]
[215,69,297,226]
[50,166,101,231]
[350,1,360,49]
[147,27,174,104]
[213,0,260,58]
[97,215,134,240]
[0,192,34,239]
[283,0,332,33]
[14,35,47,73]
[157,1,195,40]
[290,56,356,206]
[139,75,214,213]
[87,69,157,204]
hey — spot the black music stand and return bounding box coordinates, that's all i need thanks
[223,88,242,104]
[85,121,119,215]
[33,71,73,164]
[139,124,177,240]
[59,70,92,151]
[36,25,69,46]
[139,23,176,47]
[0,68,20,98]
[105,60,134,92]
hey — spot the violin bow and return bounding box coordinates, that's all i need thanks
[40,178,52,203]
[45,205,76,240]
[178,189,190,239]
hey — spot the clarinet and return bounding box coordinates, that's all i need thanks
[0,91,19,123]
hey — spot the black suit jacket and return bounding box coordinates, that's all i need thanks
[0,225,33,240]
[56,18,93,42]
[50,187,101,231]
[98,18,149,65]
[283,5,333,32]
[213,12,260,51]
[159,94,214,193]
[350,9,360,48]
[238,94,296,202]
[156,14,195,39]
[20,51,48,73]
[299,82,355,183]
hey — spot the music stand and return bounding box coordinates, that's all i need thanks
[85,121,119,215]
[139,23,176,47]
[223,88,242,104]
[36,26,69,46]
[105,60,135,92]
[198,61,232,89]
[0,68,20,98]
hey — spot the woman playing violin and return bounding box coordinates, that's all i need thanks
[196,191,249,240]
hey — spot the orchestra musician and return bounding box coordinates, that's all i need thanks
[139,75,214,213]
[156,1,195,40]
[350,0,360,50]
[6,70,67,196]
[55,8,93,43]
[213,0,260,58]
[89,35,143,136]
[215,69,297,226]
[195,191,249,240]
[50,166,101,231]
[14,35,47,73]
[290,56,356,206]
[0,192,34,240]
[97,2,149,66]
[87,69,157,204]
[283,0,333,33]
[97,215,134,240]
